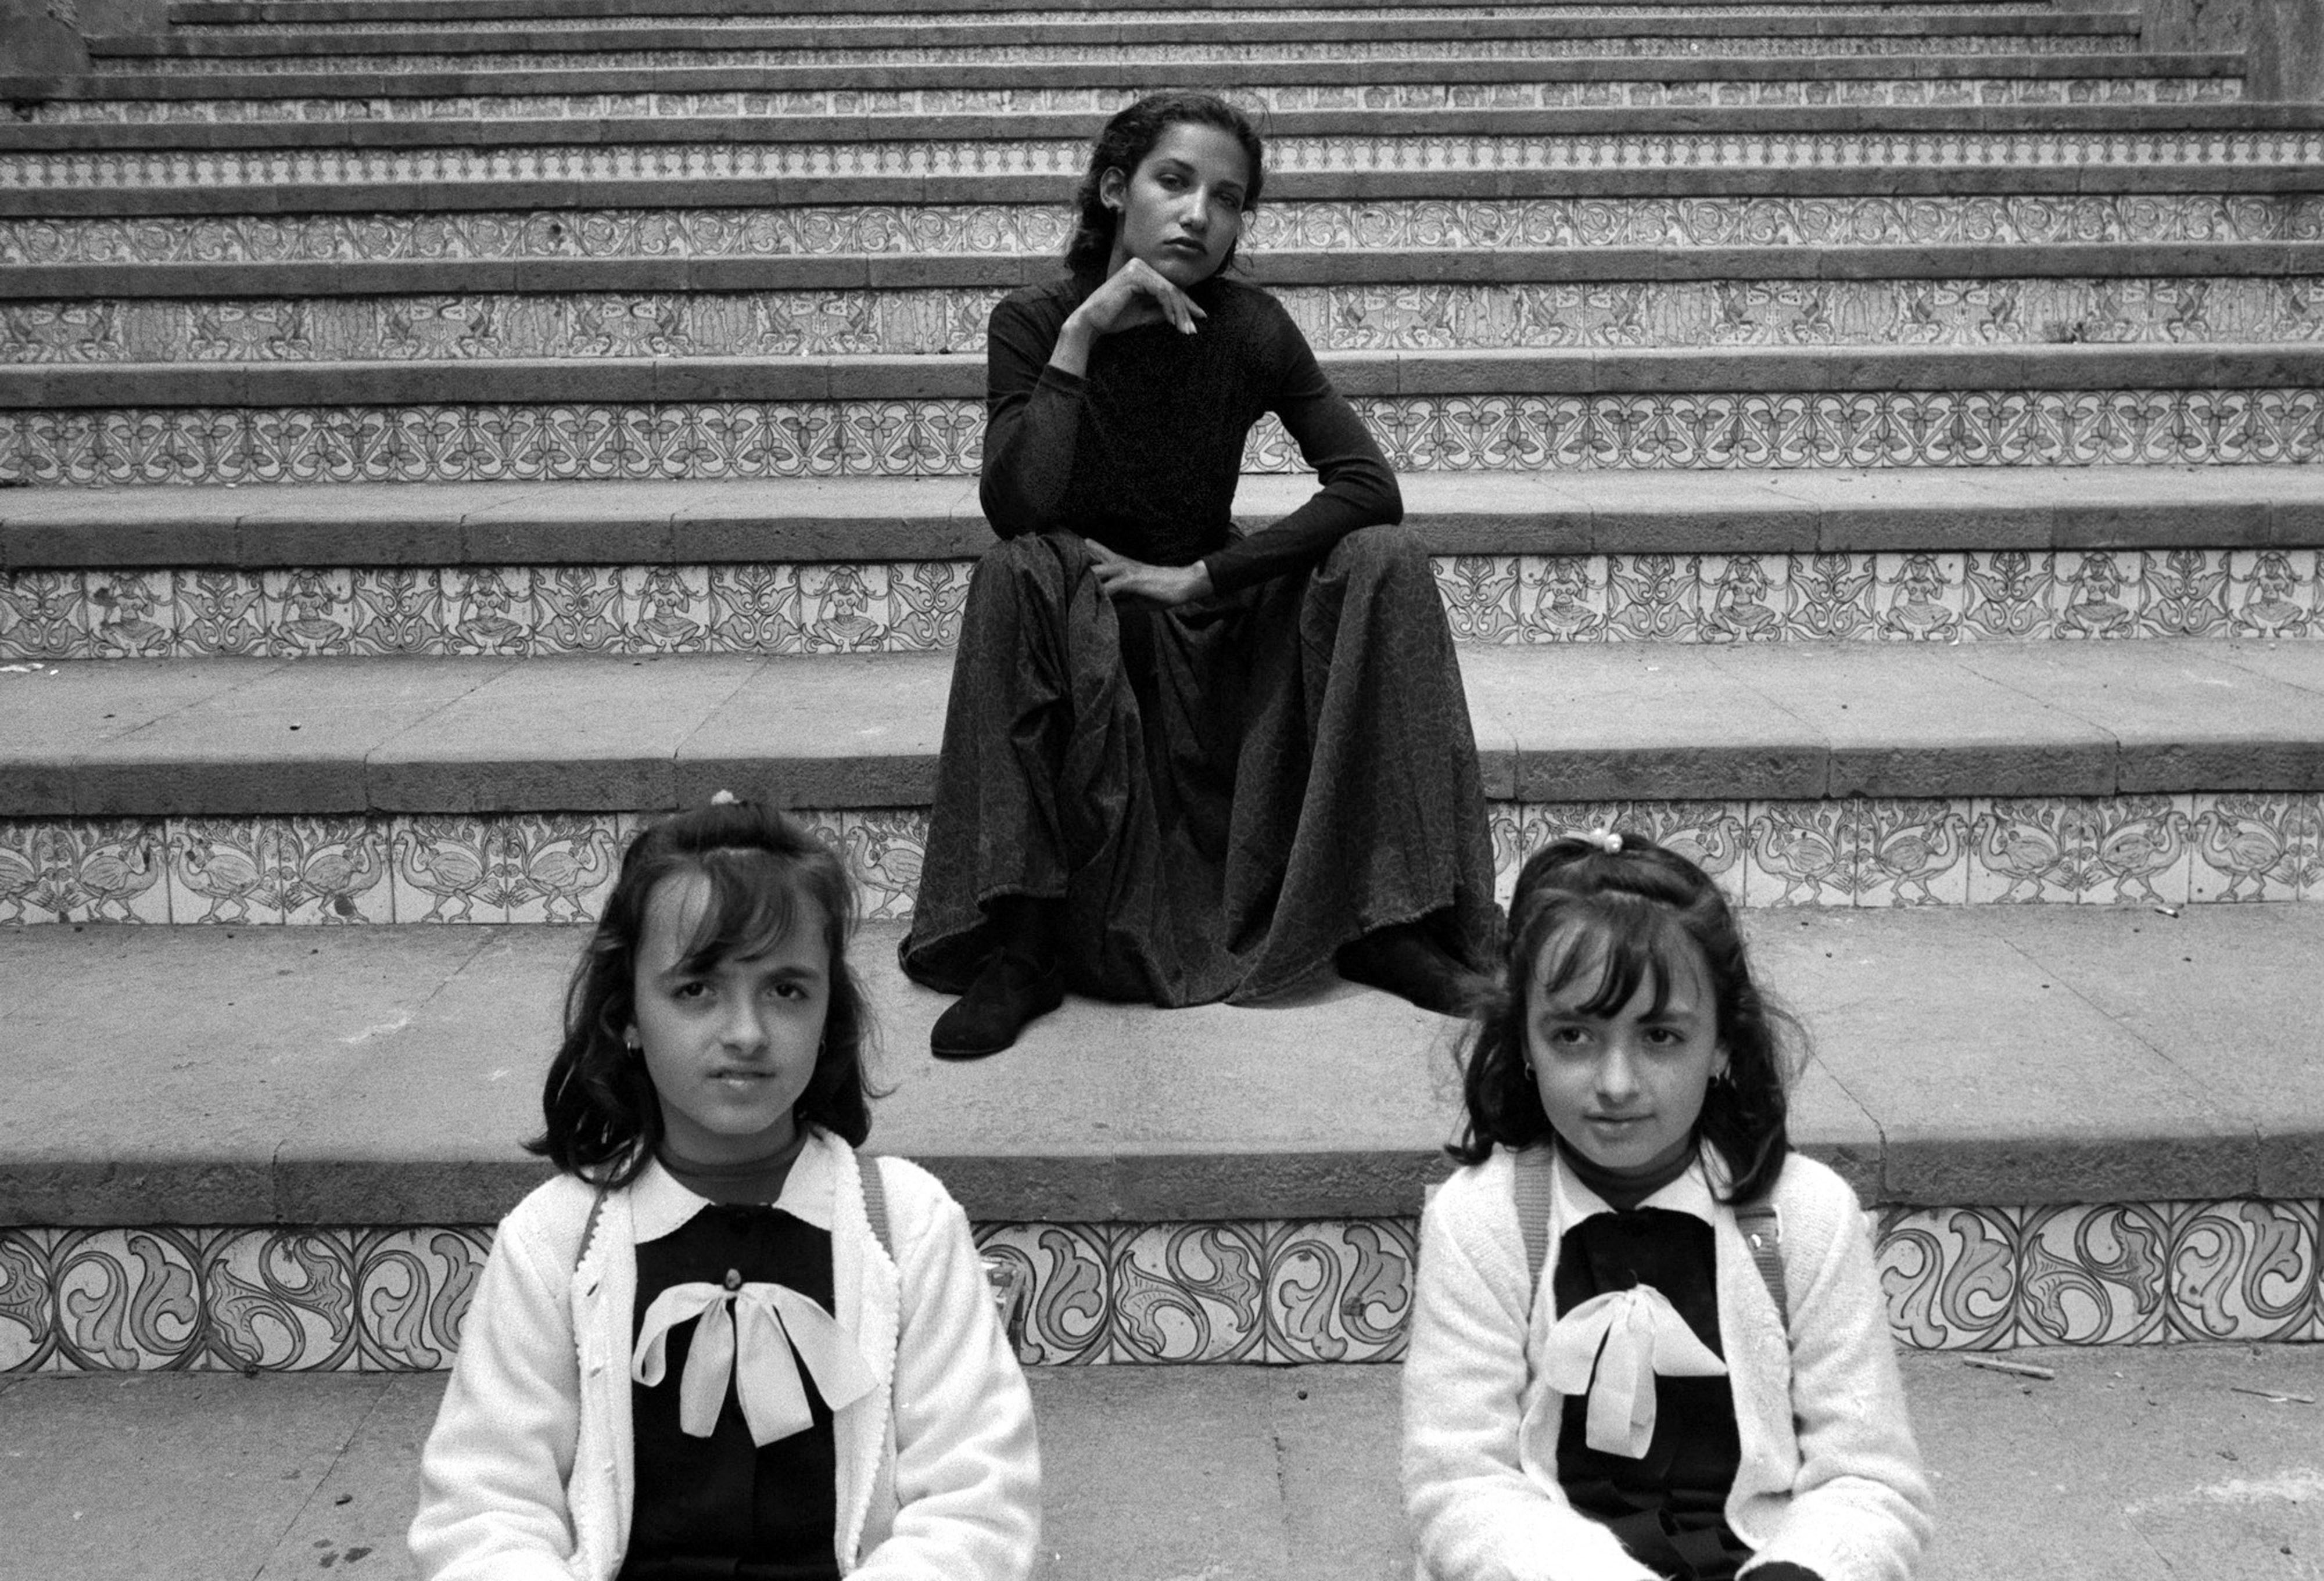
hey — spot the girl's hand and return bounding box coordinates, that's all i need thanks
[1087,542,1215,608]
[1049,258,1207,376]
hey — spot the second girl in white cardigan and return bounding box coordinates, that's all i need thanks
[411,797,1038,1581]
[1403,832,1931,1581]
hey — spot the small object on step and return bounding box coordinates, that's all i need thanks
[1961,1356,2055,1381]
[2229,1385,2316,1405]
[2151,903,2180,918]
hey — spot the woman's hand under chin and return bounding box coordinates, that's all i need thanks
[1086,541,1215,607]
[1048,258,1208,377]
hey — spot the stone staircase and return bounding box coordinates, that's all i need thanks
[3,0,2322,1464]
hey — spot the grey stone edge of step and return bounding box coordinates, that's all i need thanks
[9,470,2324,569]
[9,639,2324,816]
[5,905,2323,1225]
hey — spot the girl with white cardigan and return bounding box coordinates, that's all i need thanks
[411,797,1039,1581]
[1403,832,1932,1581]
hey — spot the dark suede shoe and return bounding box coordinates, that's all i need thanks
[930,953,1066,1061]
[1336,924,1473,1017]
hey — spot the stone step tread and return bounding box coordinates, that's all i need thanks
[11,468,2324,568]
[8,344,2321,408]
[6,1358,2323,1579]
[2,51,2239,99]
[4,903,2321,1224]
[8,637,2324,818]
[99,10,2136,47]
[12,242,2323,299]
[10,103,2309,154]
[163,0,2125,17]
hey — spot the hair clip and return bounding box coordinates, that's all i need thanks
[1578,828,1623,855]
[710,789,741,806]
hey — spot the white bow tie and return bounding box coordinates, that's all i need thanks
[1543,1285,1728,1459]
[632,1278,876,1447]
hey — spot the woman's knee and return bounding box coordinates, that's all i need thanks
[971,532,1093,603]
[1325,523,1430,585]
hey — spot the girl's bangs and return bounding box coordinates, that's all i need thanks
[673,849,819,972]
[1532,900,1690,1021]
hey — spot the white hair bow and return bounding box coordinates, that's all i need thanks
[1543,1285,1727,1459]
[633,1278,876,1446]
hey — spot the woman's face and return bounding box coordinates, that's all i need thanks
[1101,121,1253,289]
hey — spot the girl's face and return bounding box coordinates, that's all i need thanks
[628,870,831,1167]
[1526,924,1726,1178]
[1101,121,1253,289]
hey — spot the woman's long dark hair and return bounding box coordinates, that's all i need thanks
[529,797,878,1187]
[1450,833,1800,1203]
[1064,90,1266,279]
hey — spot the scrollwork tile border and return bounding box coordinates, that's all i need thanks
[4,1202,2314,1371]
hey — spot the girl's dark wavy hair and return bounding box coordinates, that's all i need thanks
[528,797,878,1188]
[1450,833,1801,1203]
[1064,90,1266,279]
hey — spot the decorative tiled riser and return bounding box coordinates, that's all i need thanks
[9,392,2324,486]
[2,1200,2317,1372]
[13,128,2309,192]
[12,196,2324,266]
[172,6,2088,36]
[107,37,2136,75]
[6,793,2320,926]
[16,78,2242,124]
[5,550,2322,663]
[16,279,2324,363]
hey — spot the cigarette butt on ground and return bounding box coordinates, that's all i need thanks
[2228,1385,2317,1405]
[1961,1356,2057,1381]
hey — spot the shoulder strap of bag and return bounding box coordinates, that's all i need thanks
[856,1148,895,1261]
[1513,1146,1556,1291]
[574,1183,611,1277]
[1734,1199,1788,1331]
[1510,1148,1787,1327]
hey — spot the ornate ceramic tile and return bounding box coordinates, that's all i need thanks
[18,195,2319,268]
[1492,800,1749,908]
[0,1228,55,1372]
[17,127,2314,193]
[1262,1219,1417,1364]
[12,391,2324,489]
[167,815,288,925]
[44,1227,209,1370]
[1744,799,1860,908]
[353,1226,491,1371]
[0,819,172,925]
[971,1222,1113,1365]
[1110,1221,1268,1363]
[1968,795,2195,906]
[113,33,2138,77]
[198,1226,362,1371]
[390,814,511,924]
[2164,1199,2319,1343]
[1854,798,1975,907]
[22,74,2240,128]
[2187,793,2312,904]
[8,1201,2321,1370]
[2226,548,2319,639]
[1875,1205,2024,1350]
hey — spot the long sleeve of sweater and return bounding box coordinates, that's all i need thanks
[975,278,1401,596]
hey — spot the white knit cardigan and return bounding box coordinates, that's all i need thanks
[1402,1147,1932,1581]
[409,1129,1041,1581]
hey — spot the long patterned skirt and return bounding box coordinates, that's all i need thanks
[899,524,1498,1007]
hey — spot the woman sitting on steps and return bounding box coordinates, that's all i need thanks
[899,89,1500,1059]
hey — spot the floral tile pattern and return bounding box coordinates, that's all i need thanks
[12,195,2318,268]
[6,1201,2315,1371]
[12,392,2321,489]
[113,33,2137,77]
[7,553,2322,660]
[19,278,2323,364]
[4,794,2318,927]
[19,74,2242,127]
